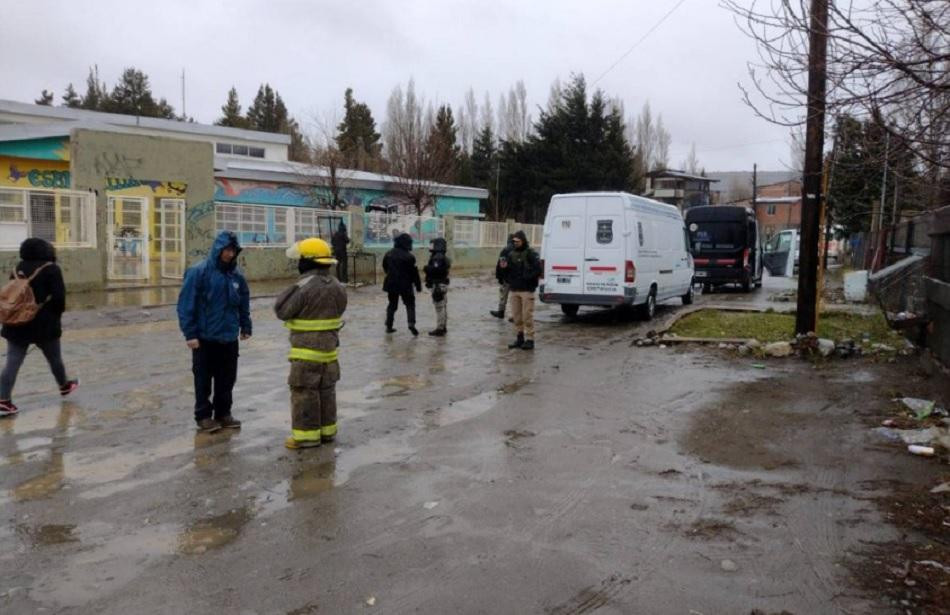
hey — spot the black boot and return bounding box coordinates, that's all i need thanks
[490,310,504,319]
[521,340,535,351]
[429,328,446,336]
[409,325,419,336]
[385,321,396,333]
[508,333,525,349]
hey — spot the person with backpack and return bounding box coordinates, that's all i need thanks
[382,233,422,336]
[177,231,252,433]
[423,237,451,336]
[0,238,79,416]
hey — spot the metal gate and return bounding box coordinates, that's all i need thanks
[157,198,185,279]
[107,196,148,281]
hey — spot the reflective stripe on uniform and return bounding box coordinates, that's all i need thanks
[321,423,337,437]
[288,347,339,363]
[292,428,321,441]
[284,317,343,332]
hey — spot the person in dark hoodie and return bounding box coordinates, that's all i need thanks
[423,237,451,336]
[490,234,514,319]
[501,230,541,350]
[0,238,79,416]
[382,233,422,336]
[177,231,252,433]
[330,220,350,283]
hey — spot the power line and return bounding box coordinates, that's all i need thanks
[592,0,689,86]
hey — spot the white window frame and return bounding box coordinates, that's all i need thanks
[0,187,96,250]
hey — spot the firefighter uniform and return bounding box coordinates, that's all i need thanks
[275,238,347,449]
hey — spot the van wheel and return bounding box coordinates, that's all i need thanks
[639,289,657,321]
[681,286,694,305]
[702,283,712,294]
[560,304,579,317]
[742,277,752,293]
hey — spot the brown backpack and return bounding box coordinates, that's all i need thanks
[0,263,53,325]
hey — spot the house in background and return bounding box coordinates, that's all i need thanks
[738,178,803,238]
[643,169,718,210]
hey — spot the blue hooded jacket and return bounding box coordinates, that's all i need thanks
[177,231,252,343]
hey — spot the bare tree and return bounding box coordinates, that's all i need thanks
[682,142,701,174]
[301,112,355,210]
[383,79,457,216]
[655,115,671,171]
[463,88,478,153]
[723,0,949,176]
[497,93,510,143]
[480,92,494,135]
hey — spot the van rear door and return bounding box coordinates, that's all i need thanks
[583,196,624,298]
[543,196,586,296]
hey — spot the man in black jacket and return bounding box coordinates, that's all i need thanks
[490,235,514,319]
[501,230,541,350]
[0,238,79,415]
[331,221,350,283]
[382,233,422,336]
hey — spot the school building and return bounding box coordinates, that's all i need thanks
[0,100,487,290]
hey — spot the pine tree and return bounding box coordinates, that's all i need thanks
[426,105,461,182]
[104,67,176,118]
[471,126,496,188]
[246,84,278,131]
[216,87,247,128]
[61,84,81,108]
[335,87,382,170]
[81,66,106,111]
[35,90,54,106]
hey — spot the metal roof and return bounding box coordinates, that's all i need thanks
[214,157,490,200]
[646,169,719,182]
[0,99,290,144]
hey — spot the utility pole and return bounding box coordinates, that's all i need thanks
[181,69,187,119]
[752,163,758,209]
[795,0,830,336]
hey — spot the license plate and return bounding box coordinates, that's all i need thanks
[694,271,708,278]
[557,276,572,284]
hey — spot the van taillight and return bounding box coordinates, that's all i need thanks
[743,248,750,270]
[540,259,545,281]
[625,260,636,283]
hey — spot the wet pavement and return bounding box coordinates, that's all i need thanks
[0,275,942,614]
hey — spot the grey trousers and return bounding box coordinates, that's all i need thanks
[498,283,510,313]
[432,283,448,329]
[1,339,68,400]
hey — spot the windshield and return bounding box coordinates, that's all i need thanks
[689,221,746,252]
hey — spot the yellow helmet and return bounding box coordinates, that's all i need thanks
[286,237,337,265]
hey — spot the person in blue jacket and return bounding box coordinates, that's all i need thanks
[177,231,252,433]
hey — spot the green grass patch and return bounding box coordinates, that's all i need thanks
[670,309,902,344]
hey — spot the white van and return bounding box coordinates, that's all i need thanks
[538,192,694,319]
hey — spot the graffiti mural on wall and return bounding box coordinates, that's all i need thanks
[8,165,71,189]
[105,177,187,195]
[1,157,72,189]
[214,178,416,212]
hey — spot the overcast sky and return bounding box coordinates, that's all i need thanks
[1,0,796,172]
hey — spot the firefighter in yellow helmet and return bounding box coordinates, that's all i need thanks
[275,237,347,449]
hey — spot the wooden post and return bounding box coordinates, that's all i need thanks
[795,0,830,335]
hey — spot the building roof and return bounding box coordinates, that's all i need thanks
[646,169,719,183]
[215,157,490,200]
[0,99,290,145]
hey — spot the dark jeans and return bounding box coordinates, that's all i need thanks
[192,339,239,422]
[336,255,348,283]
[1,339,68,400]
[385,290,416,327]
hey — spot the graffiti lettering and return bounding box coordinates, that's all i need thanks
[93,152,143,177]
[105,177,188,194]
[186,200,215,224]
[7,165,71,189]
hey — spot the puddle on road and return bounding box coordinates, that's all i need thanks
[13,453,64,501]
[428,391,499,428]
[288,462,335,500]
[178,506,254,555]
[16,523,79,547]
[27,522,176,609]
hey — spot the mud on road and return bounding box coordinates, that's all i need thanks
[0,278,946,614]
